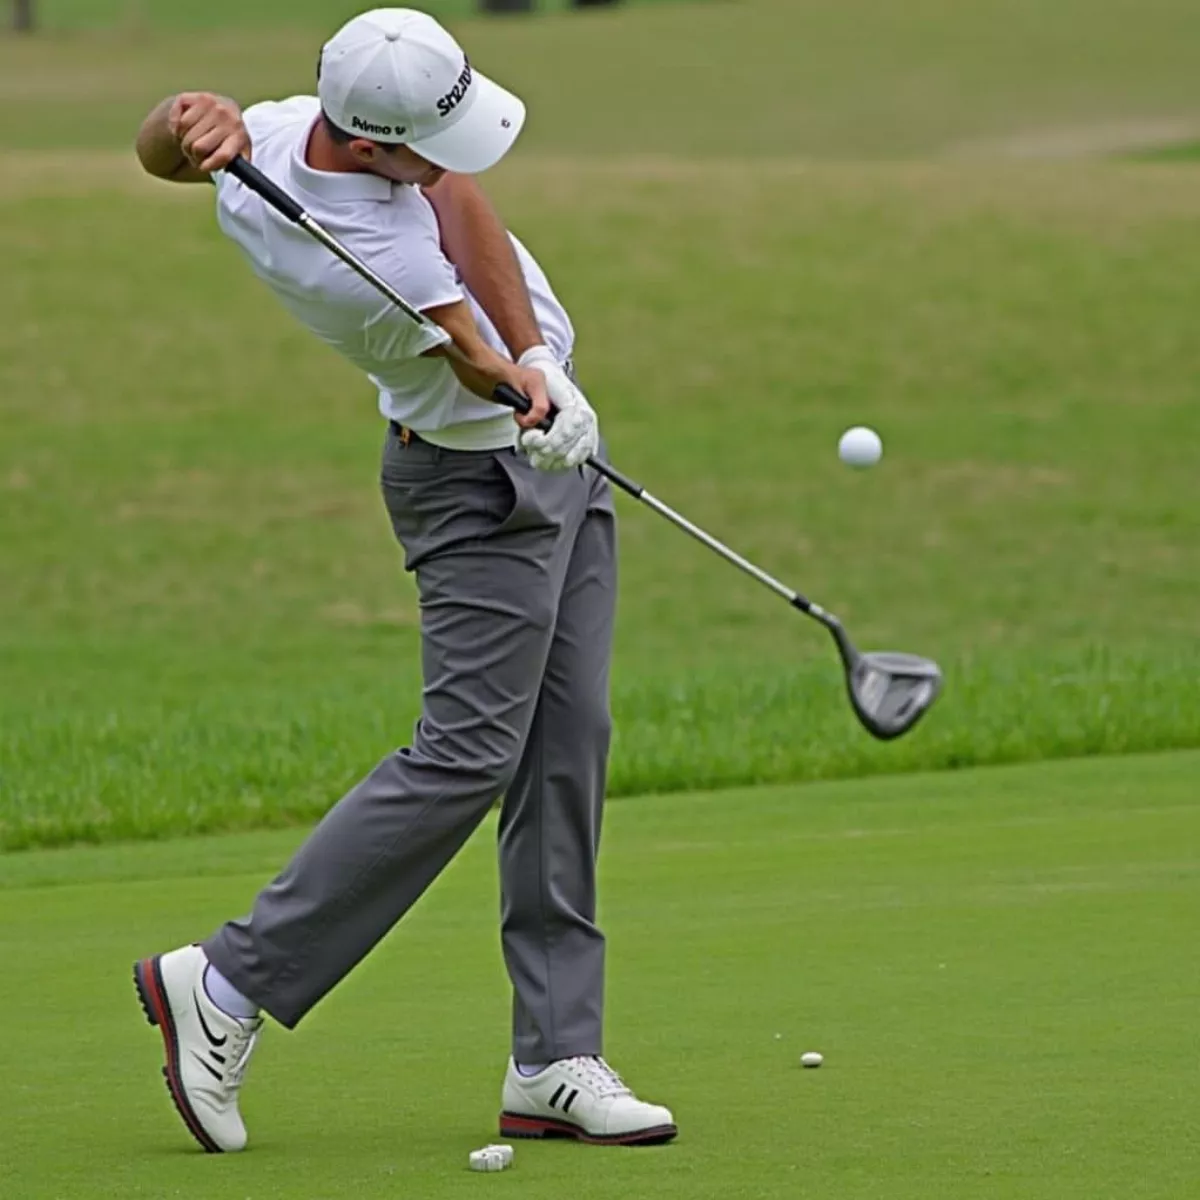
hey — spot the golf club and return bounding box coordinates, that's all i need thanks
[224,155,943,740]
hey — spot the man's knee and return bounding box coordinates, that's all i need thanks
[401,721,524,801]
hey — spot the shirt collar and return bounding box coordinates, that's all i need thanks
[289,119,395,204]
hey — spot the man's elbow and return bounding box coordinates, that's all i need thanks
[134,97,187,181]
[134,137,163,178]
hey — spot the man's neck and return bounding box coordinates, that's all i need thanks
[305,119,363,174]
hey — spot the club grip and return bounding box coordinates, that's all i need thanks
[492,382,531,415]
[226,156,307,225]
[498,386,645,501]
[492,382,556,431]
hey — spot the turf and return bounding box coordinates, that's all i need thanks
[3,752,1198,1198]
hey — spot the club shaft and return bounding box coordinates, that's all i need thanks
[642,489,821,611]
[603,470,811,609]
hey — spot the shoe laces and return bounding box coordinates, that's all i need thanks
[566,1056,631,1099]
[226,1019,263,1089]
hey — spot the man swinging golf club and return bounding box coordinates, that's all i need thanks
[131,6,677,1153]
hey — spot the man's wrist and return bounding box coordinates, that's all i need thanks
[510,334,548,360]
[517,344,557,369]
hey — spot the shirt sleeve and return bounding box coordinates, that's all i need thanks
[212,96,320,205]
[361,192,463,361]
[241,96,322,147]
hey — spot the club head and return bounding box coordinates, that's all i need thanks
[818,618,943,739]
[847,651,943,740]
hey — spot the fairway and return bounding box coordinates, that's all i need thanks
[3,753,1198,1199]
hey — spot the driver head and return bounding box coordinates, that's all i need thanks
[850,652,943,739]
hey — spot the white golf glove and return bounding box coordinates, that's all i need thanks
[515,346,600,471]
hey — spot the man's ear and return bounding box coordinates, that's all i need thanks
[347,139,380,167]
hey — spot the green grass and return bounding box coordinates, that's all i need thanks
[1131,140,1200,161]
[4,162,1200,850]
[4,0,1200,157]
[3,0,1200,851]
[4,753,1199,1197]
[27,0,686,32]
[4,2,1198,1193]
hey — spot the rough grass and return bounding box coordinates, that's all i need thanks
[2,161,1199,849]
[4,753,1199,1197]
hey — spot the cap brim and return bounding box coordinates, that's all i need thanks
[406,71,526,174]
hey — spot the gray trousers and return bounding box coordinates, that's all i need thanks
[204,428,616,1064]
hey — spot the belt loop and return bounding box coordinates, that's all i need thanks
[400,425,412,447]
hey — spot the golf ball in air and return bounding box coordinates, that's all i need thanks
[838,426,883,467]
[801,1051,824,1068]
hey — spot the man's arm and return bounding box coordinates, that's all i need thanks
[135,93,250,184]
[420,299,551,428]
[421,299,596,467]
[422,173,545,361]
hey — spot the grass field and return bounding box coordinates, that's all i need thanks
[27,0,689,32]
[4,752,1198,1198]
[1133,140,1200,161]
[4,1,1199,1195]
[4,156,1200,848]
[3,0,1200,850]
[5,0,1200,156]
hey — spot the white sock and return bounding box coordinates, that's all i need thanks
[515,1062,548,1077]
[203,964,260,1020]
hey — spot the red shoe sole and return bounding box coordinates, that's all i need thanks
[133,957,223,1153]
[499,1111,678,1146]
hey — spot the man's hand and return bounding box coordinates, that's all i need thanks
[508,364,553,430]
[169,93,251,174]
[515,346,600,471]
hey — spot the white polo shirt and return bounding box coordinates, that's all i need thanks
[212,95,575,450]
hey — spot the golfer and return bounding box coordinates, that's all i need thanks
[131,6,676,1153]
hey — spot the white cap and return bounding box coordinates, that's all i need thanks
[317,8,526,174]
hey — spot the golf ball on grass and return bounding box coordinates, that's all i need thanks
[801,1051,824,1068]
[838,426,883,467]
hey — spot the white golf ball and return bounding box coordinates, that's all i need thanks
[838,426,883,468]
[801,1051,824,1068]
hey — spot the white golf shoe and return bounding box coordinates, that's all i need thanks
[133,945,263,1153]
[500,1056,677,1145]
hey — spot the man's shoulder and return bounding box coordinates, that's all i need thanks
[345,191,451,281]
[243,95,321,140]
[359,183,445,239]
